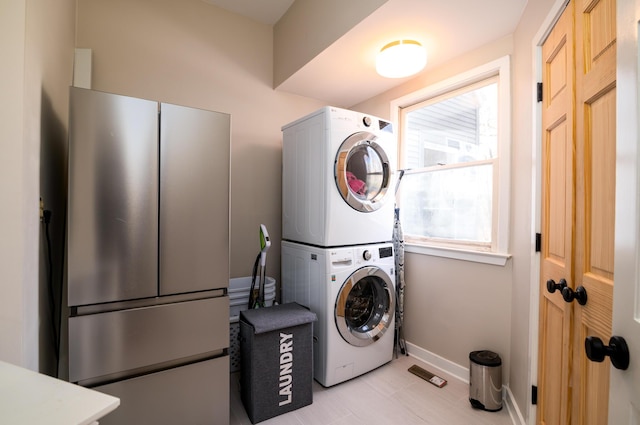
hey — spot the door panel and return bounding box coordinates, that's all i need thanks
[573,0,616,422]
[539,300,570,425]
[578,322,610,425]
[547,43,567,99]
[547,121,570,263]
[334,266,395,347]
[334,132,391,213]
[583,0,616,72]
[586,91,616,276]
[538,3,574,423]
[159,103,230,295]
[68,87,159,306]
[539,0,617,422]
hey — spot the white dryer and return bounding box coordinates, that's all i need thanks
[282,106,397,247]
[281,240,395,387]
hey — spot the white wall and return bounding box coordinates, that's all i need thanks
[75,0,326,284]
[0,0,75,372]
[509,0,558,420]
[27,0,76,376]
[273,0,386,87]
[0,0,30,369]
[353,0,558,419]
[353,35,515,380]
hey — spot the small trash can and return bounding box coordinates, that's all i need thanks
[240,302,317,424]
[469,350,502,411]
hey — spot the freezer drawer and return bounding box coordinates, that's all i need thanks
[94,356,229,425]
[69,296,229,383]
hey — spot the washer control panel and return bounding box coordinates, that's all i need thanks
[353,244,394,266]
[378,246,393,258]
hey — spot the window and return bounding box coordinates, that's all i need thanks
[392,56,511,265]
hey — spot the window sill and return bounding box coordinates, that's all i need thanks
[403,243,512,266]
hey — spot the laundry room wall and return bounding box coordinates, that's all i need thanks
[353,0,556,419]
[75,0,326,285]
[353,33,515,384]
[0,0,76,372]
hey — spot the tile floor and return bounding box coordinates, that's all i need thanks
[230,354,514,425]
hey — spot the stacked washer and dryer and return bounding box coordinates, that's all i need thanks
[281,106,397,387]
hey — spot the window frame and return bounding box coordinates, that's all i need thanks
[390,55,512,266]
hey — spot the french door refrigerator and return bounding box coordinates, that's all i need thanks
[66,87,230,424]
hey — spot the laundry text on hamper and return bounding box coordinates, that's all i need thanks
[240,303,316,423]
[279,332,293,406]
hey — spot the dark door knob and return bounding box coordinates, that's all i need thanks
[585,336,629,370]
[546,278,567,294]
[561,285,587,305]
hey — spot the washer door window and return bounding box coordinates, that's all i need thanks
[335,266,395,347]
[335,132,391,212]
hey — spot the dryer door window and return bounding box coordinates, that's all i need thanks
[335,266,395,347]
[335,132,391,212]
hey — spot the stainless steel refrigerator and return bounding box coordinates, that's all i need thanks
[66,87,230,424]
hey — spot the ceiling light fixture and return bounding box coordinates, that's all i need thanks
[376,39,427,78]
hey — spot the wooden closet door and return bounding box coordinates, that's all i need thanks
[572,0,616,423]
[538,0,616,424]
[538,3,575,424]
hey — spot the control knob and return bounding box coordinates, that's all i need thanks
[362,250,372,261]
[362,116,372,127]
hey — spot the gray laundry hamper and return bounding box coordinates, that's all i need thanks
[239,302,317,424]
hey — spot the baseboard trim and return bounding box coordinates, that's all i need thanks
[404,341,470,383]
[504,385,526,425]
[404,342,524,425]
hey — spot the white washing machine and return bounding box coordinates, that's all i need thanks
[281,106,397,247]
[281,240,395,387]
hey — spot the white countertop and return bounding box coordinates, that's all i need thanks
[0,361,119,424]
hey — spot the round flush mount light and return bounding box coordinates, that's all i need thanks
[375,39,427,78]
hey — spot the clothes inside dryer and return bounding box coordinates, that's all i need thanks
[335,132,390,212]
[344,145,385,199]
